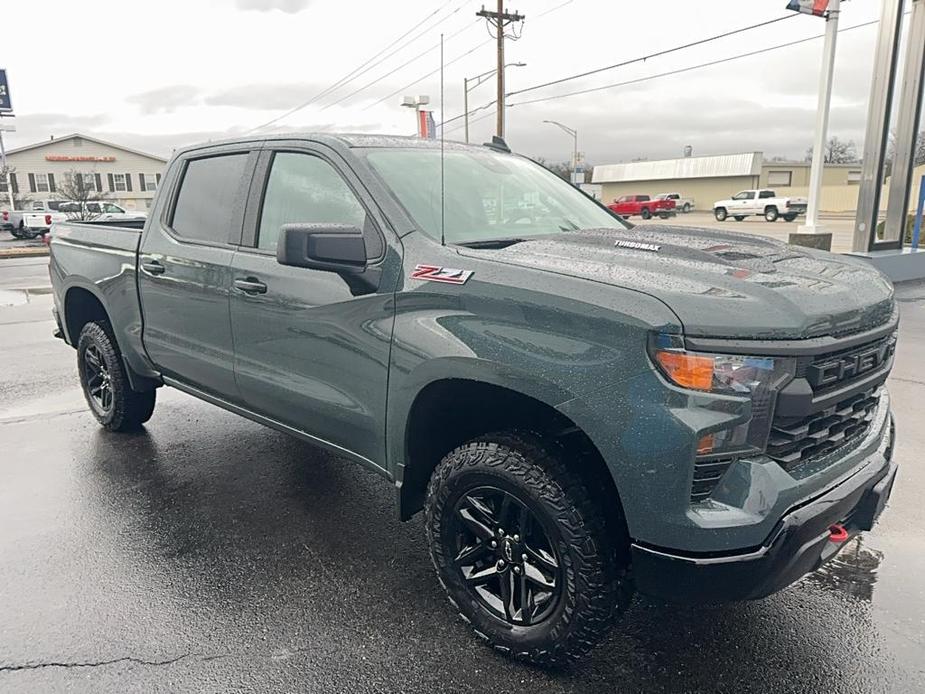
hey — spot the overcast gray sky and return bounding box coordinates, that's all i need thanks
[0,0,905,165]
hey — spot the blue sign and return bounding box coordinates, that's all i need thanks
[0,70,12,112]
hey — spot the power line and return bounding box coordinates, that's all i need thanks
[321,18,479,111]
[247,0,462,132]
[368,0,575,113]
[441,13,875,130]
[507,17,880,108]
[506,13,800,100]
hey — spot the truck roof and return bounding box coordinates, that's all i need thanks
[174,133,489,158]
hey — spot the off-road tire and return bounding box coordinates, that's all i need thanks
[764,206,779,222]
[714,207,728,222]
[425,432,632,667]
[77,320,156,432]
[640,208,652,220]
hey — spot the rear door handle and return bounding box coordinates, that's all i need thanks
[233,278,268,294]
[141,260,165,275]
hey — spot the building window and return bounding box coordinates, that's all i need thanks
[35,173,50,192]
[848,170,862,185]
[81,173,97,192]
[113,173,127,192]
[767,171,792,186]
[141,173,157,192]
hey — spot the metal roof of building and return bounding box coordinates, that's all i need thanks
[592,152,763,183]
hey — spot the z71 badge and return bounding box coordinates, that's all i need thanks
[411,265,474,285]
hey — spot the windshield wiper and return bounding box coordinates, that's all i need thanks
[456,238,529,249]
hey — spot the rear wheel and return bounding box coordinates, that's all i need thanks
[714,208,728,222]
[425,432,631,667]
[783,213,798,222]
[77,321,156,432]
[19,222,39,240]
[682,203,691,213]
[733,215,746,222]
[764,206,779,222]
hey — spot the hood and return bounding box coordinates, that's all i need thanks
[457,226,895,340]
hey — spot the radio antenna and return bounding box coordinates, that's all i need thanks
[440,32,446,247]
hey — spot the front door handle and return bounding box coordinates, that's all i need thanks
[233,277,268,295]
[141,260,165,275]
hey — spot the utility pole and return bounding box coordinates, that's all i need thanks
[477,3,525,139]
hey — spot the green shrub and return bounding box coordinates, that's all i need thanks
[876,214,918,244]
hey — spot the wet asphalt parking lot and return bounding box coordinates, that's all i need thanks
[1,256,924,693]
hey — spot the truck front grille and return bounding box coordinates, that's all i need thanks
[767,388,881,470]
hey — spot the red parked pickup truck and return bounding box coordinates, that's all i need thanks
[608,194,676,220]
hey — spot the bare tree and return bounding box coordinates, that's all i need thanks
[532,156,592,183]
[805,136,859,164]
[54,169,109,220]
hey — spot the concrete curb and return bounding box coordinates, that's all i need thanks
[0,247,49,259]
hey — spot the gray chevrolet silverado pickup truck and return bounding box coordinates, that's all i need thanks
[49,134,899,666]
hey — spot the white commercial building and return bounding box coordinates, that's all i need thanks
[1,133,167,211]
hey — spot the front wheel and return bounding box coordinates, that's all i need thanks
[764,207,779,222]
[714,208,728,222]
[640,208,652,220]
[425,433,631,666]
[77,321,156,431]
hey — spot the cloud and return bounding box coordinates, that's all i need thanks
[234,0,313,13]
[126,85,203,114]
[204,83,327,110]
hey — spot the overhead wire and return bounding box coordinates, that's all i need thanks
[247,0,465,132]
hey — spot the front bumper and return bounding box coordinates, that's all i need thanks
[632,418,896,603]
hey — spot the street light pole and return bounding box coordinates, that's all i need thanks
[463,63,525,144]
[543,120,579,184]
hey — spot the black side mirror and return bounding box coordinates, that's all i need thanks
[277,223,367,273]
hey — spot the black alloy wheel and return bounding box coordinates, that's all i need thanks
[83,342,113,413]
[451,486,562,626]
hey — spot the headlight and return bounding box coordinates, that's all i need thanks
[650,333,796,456]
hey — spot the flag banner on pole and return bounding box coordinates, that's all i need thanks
[418,110,437,139]
[786,0,830,17]
[426,112,437,140]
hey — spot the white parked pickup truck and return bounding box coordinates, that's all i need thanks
[655,192,695,214]
[1,200,68,239]
[713,189,808,223]
[58,201,147,223]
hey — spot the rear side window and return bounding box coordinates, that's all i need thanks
[759,190,775,199]
[638,195,650,201]
[171,153,249,244]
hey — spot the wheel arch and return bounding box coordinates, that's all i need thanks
[396,377,629,547]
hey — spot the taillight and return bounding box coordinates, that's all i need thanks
[1,211,7,221]
[45,214,52,225]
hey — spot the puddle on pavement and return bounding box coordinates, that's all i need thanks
[0,287,52,306]
[806,537,884,602]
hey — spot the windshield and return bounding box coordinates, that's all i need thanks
[365,148,628,244]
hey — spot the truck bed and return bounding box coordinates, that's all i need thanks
[49,220,151,380]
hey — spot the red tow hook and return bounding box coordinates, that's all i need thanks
[828,523,849,543]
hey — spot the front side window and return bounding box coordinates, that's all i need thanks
[102,203,123,213]
[256,152,370,253]
[733,191,755,200]
[171,153,249,245]
[366,148,628,245]
[87,203,101,214]
[34,173,49,192]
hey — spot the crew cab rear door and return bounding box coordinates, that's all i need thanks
[228,142,398,469]
[138,144,259,401]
